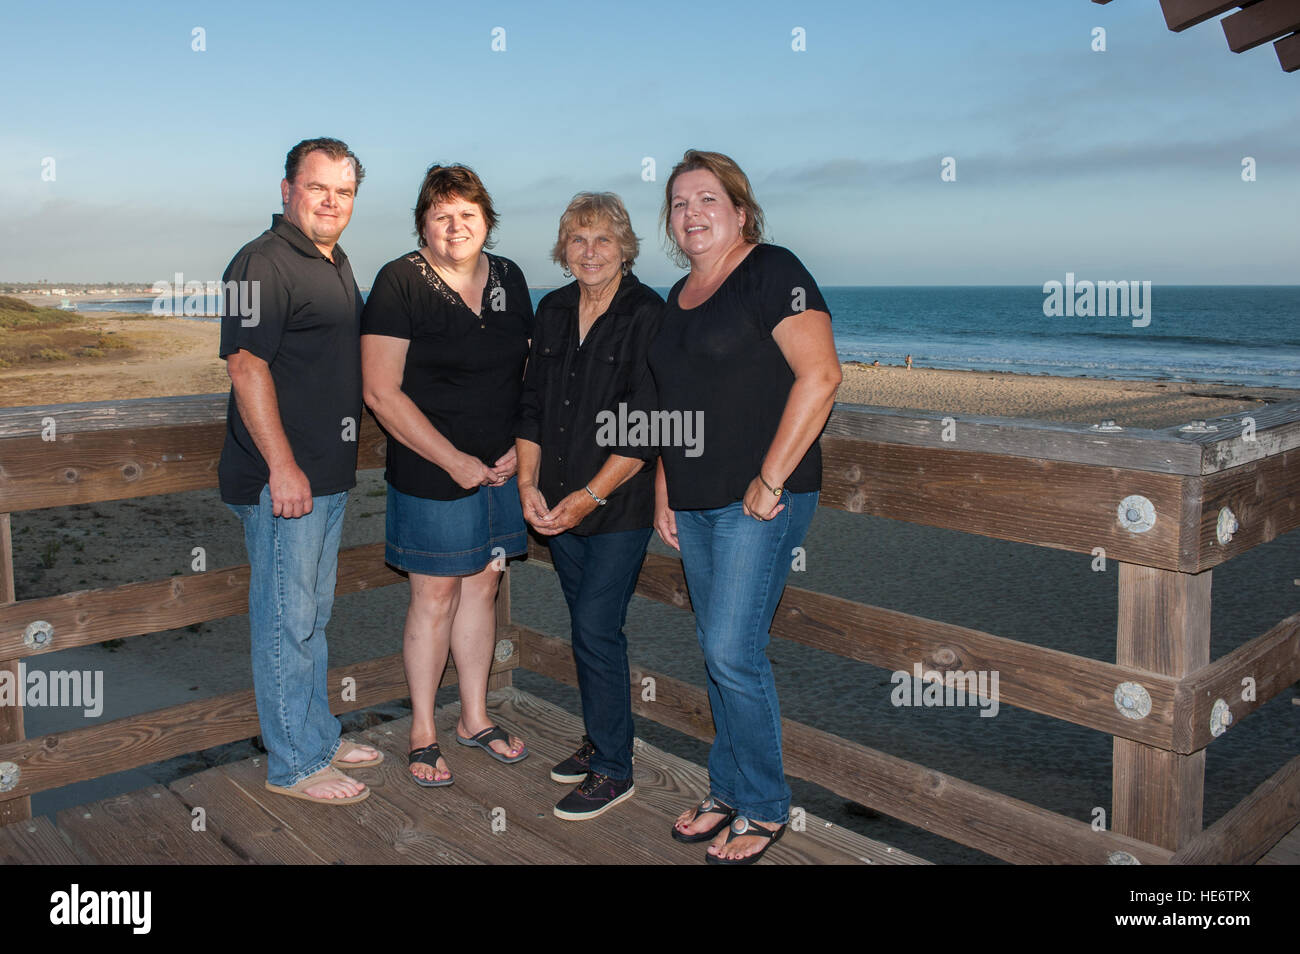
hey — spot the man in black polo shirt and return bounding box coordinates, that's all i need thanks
[218,138,382,804]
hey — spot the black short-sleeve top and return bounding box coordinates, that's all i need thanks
[360,251,534,500]
[648,243,831,512]
[217,214,363,506]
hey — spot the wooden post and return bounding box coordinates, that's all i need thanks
[1112,562,1212,850]
[493,563,513,688]
[0,513,32,824]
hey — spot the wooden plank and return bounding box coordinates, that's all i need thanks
[0,513,30,824]
[0,647,516,801]
[0,544,404,660]
[1222,0,1300,52]
[1258,821,1300,864]
[1112,564,1212,850]
[1174,613,1300,752]
[1170,755,1300,864]
[1190,448,1300,572]
[0,814,80,864]
[498,686,925,864]
[1159,0,1241,32]
[1277,30,1300,70]
[819,436,1191,569]
[1176,401,1300,473]
[353,715,589,865]
[518,626,1174,864]
[56,783,245,864]
[0,393,228,436]
[526,540,1183,748]
[823,403,1205,475]
[168,768,331,864]
[0,412,385,514]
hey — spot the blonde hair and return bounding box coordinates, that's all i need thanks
[661,149,767,268]
[551,192,640,272]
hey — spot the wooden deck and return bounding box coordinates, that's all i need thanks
[0,688,924,865]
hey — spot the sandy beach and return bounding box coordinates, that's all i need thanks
[4,309,1298,864]
[4,311,1297,427]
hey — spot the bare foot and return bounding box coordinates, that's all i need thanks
[409,733,451,784]
[707,819,782,862]
[674,803,729,838]
[301,767,366,800]
[336,743,382,765]
[457,720,525,759]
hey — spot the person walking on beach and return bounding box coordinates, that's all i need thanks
[218,138,383,805]
[650,150,840,863]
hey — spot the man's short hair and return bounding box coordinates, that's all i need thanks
[285,138,365,189]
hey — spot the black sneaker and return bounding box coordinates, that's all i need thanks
[554,771,635,821]
[550,736,596,783]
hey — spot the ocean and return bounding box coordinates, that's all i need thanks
[79,284,1300,388]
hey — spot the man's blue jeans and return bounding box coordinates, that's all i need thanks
[674,491,818,825]
[546,526,653,780]
[228,485,348,787]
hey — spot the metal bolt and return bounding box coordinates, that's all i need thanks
[1107,851,1140,865]
[1114,682,1152,720]
[1179,420,1218,433]
[23,620,53,650]
[1216,507,1239,545]
[493,639,515,663]
[0,762,19,793]
[1091,420,1123,431]
[1210,698,1232,738]
[1117,496,1156,534]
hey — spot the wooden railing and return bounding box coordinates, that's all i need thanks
[1,393,1297,863]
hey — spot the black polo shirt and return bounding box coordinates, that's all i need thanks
[218,214,363,506]
[361,251,534,501]
[648,244,831,511]
[516,273,664,536]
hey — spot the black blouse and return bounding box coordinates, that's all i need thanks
[516,273,664,535]
[361,250,534,501]
[648,244,832,512]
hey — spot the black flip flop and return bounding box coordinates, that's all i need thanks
[671,796,736,843]
[704,815,786,865]
[456,724,528,763]
[408,742,453,787]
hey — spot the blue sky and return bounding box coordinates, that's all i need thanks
[2,0,1297,286]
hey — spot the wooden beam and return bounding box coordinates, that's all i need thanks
[1191,448,1300,571]
[1169,755,1300,863]
[1277,31,1300,69]
[1170,401,1300,474]
[0,543,405,660]
[527,539,1184,748]
[0,513,31,824]
[1222,0,1300,52]
[0,411,386,514]
[1159,0,1242,32]
[0,641,519,802]
[1174,613,1300,752]
[1112,564,1212,850]
[516,626,1173,865]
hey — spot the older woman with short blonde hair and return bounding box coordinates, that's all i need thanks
[516,191,664,821]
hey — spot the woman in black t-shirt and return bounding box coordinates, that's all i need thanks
[649,150,841,864]
[361,165,531,787]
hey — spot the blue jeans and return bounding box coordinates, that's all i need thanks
[547,527,653,780]
[228,485,348,787]
[674,491,818,825]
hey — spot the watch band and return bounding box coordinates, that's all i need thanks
[758,472,782,496]
[584,485,608,506]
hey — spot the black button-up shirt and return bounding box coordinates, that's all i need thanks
[516,273,664,535]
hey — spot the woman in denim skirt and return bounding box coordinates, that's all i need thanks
[361,165,532,787]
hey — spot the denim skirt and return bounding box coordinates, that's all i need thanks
[385,478,527,576]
